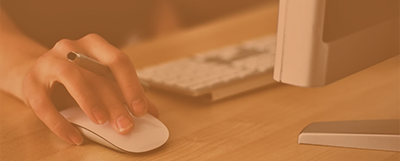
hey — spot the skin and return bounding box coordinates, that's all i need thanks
[0,9,159,145]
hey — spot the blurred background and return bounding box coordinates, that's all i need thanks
[1,0,277,48]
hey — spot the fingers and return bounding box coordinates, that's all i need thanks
[49,36,142,135]
[23,71,83,145]
[23,34,159,146]
[46,56,109,125]
[77,34,150,117]
[25,53,110,144]
[79,69,135,134]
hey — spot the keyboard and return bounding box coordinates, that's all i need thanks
[136,35,277,101]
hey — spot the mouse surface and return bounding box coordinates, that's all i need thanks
[60,106,169,153]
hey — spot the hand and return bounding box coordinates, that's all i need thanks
[23,34,158,145]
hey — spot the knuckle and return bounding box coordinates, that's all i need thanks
[36,54,47,63]
[35,54,52,67]
[24,55,54,86]
[53,39,74,51]
[107,52,130,66]
[81,33,101,41]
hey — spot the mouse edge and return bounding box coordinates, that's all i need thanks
[74,123,134,152]
[73,123,170,153]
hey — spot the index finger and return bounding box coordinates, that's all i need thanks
[77,34,148,117]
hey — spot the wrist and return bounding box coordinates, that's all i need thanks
[0,37,48,103]
[1,55,38,103]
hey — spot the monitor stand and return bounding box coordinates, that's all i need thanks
[298,119,400,151]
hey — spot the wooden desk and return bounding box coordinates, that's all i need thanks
[1,2,399,160]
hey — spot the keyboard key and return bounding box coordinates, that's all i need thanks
[136,35,276,97]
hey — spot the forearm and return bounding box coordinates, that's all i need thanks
[0,9,48,103]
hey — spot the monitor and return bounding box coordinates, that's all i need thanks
[273,0,399,151]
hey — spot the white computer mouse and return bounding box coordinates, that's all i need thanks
[60,106,169,153]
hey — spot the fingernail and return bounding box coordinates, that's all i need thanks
[116,115,133,133]
[131,99,147,117]
[92,107,108,124]
[69,131,83,146]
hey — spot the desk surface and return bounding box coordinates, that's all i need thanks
[1,2,399,161]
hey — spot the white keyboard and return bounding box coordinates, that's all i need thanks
[137,35,277,101]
